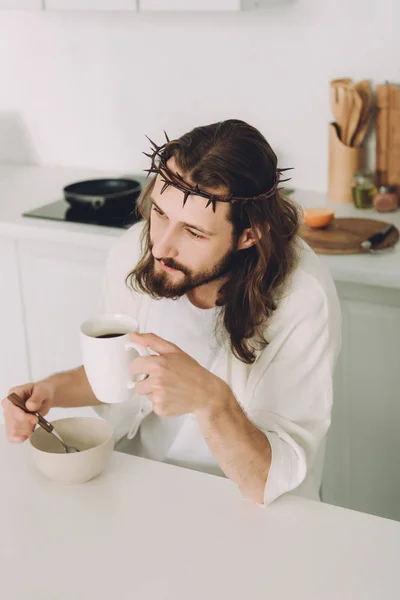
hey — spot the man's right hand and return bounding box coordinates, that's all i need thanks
[1,382,54,443]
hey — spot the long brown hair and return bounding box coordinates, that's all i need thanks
[128,119,300,364]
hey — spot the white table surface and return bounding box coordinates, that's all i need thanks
[0,164,400,288]
[0,428,399,600]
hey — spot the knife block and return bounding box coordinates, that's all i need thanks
[328,123,361,204]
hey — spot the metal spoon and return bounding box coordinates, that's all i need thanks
[7,393,80,454]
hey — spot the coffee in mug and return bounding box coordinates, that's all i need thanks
[95,333,125,339]
[80,313,150,404]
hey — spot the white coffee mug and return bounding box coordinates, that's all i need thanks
[80,313,150,404]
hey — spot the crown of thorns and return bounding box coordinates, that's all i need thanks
[143,132,292,211]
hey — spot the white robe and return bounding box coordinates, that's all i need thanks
[93,221,342,506]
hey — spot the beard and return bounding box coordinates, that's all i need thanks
[134,241,237,300]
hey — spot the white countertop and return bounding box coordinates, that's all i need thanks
[0,427,399,600]
[1,164,400,288]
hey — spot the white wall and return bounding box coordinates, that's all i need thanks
[0,1,398,192]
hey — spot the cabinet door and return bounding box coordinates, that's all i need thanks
[44,0,136,10]
[322,283,400,522]
[0,238,30,424]
[17,239,109,420]
[139,0,290,9]
[139,0,243,10]
[0,0,42,8]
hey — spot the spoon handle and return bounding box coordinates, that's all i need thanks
[7,393,54,434]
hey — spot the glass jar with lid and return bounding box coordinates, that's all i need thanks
[373,185,399,212]
[351,171,376,209]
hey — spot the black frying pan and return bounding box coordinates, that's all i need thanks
[63,178,142,212]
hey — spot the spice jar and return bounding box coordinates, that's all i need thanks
[351,171,376,209]
[373,185,399,212]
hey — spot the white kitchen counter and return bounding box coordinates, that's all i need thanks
[0,427,399,600]
[1,164,400,288]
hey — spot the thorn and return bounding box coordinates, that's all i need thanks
[145,135,159,151]
[164,130,170,143]
[160,181,170,195]
[182,191,190,207]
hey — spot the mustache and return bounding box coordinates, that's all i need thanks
[154,257,191,276]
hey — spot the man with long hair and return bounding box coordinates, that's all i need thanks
[3,120,341,506]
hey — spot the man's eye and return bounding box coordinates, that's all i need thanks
[187,229,204,240]
[152,207,165,218]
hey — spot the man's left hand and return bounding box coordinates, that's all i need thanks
[129,332,228,417]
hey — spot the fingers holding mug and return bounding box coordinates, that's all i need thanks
[128,355,155,390]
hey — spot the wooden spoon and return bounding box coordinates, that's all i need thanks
[331,78,351,86]
[337,84,356,146]
[346,86,364,147]
[330,82,352,143]
[352,80,372,147]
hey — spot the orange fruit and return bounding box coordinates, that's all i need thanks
[303,207,335,229]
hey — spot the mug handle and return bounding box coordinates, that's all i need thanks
[124,341,151,389]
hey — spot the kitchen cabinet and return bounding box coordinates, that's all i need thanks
[0,0,42,8]
[322,282,400,522]
[44,0,137,10]
[0,238,30,424]
[139,0,286,11]
[17,238,108,420]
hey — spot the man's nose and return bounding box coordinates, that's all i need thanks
[152,228,178,260]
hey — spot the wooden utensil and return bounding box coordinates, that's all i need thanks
[352,80,372,147]
[7,393,80,453]
[331,83,356,146]
[331,78,351,87]
[330,81,351,143]
[346,86,364,147]
[339,85,357,147]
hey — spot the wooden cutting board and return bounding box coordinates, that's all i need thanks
[299,217,399,255]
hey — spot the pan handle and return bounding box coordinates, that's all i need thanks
[91,198,106,209]
[65,194,106,210]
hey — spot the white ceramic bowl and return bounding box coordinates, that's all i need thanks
[29,417,114,485]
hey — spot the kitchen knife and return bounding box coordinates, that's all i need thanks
[361,224,395,251]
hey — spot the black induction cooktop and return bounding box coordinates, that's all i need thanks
[23,199,140,229]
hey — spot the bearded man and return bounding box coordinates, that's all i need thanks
[2,119,341,506]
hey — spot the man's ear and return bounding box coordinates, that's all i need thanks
[237,226,266,251]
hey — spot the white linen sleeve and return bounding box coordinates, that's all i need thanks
[248,285,341,506]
